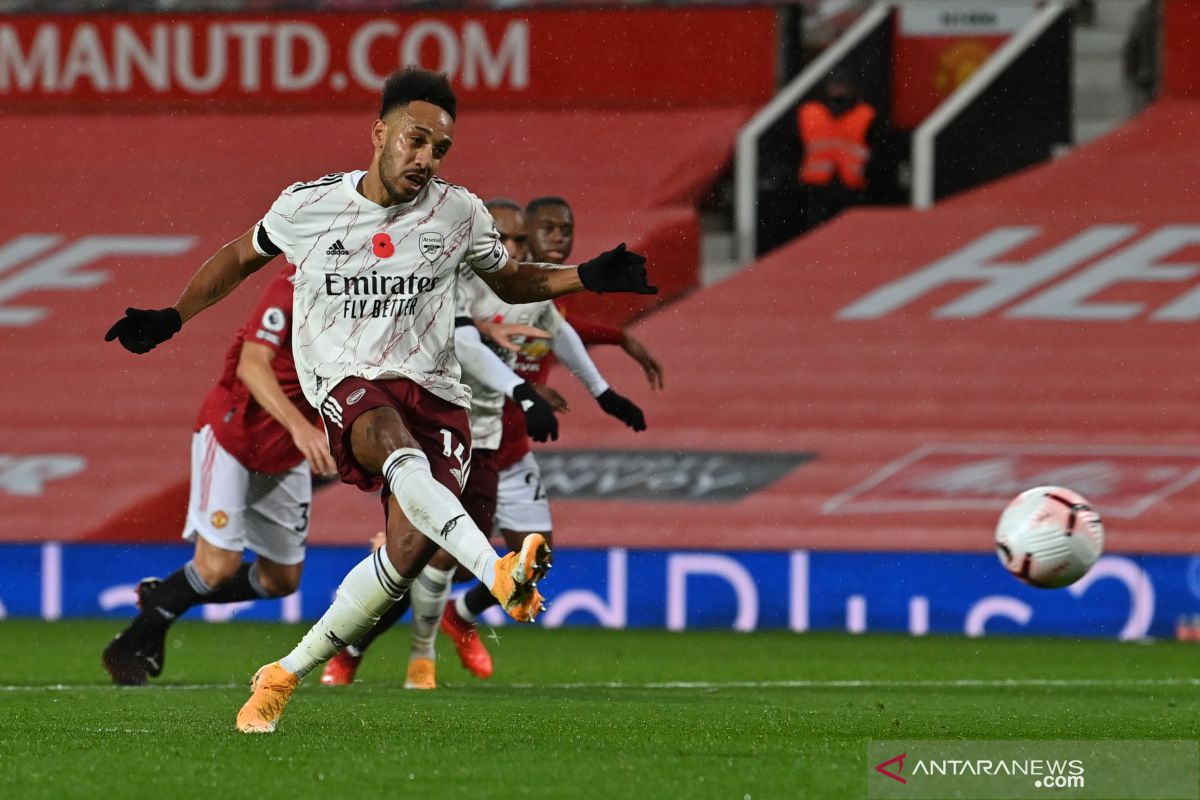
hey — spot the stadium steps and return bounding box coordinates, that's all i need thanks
[527,98,1200,555]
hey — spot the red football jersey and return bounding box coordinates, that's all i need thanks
[195,264,318,474]
[495,308,623,470]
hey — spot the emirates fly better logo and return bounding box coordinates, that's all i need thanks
[867,741,1199,799]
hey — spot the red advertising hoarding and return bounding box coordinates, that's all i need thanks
[0,8,776,111]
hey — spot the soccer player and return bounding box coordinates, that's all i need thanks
[104,67,655,733]
[321,197,646,687]
[101,263,334,686]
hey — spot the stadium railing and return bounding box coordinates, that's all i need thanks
[734,0,1073,262]
[729,2,892,262]
[734,2,891,263]
[911,0,1072,209]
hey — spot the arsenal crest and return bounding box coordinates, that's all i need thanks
[419,232,444,261]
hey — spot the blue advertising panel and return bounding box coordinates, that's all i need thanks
[0,543,1196,640]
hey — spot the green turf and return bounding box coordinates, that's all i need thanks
[0,620,1196,799]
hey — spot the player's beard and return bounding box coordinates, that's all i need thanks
[378,149,414,204]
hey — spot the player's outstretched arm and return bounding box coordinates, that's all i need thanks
[237,342,337,476]
[174,226,276,322]
[620,332,665,391]
[564,313,665,392]
[105,226,274,353]
[477,243,657,305]
[552,320,646,432]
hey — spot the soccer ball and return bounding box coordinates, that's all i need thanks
[994,486,1105,588]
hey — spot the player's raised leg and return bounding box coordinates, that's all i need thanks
[354,401,549,619]
[448,522,552,676]
[323,445,504,686]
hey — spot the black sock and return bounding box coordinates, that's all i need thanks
[123,561,213,643]
[464,581,500,617]
[350,594,412,655]
[207,562,274,603]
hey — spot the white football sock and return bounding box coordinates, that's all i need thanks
[280,549,411,679]
[382,448,498,587]
[409,564,456,659]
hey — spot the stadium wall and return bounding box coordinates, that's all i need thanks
[0,543,1191,641]
[0,9,776,111]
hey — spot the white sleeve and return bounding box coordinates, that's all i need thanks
[253,185,300,260]
[551,319,610,398]
[455,324,524,397]
[464,192,508,274]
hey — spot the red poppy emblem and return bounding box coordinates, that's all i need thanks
[372,232,395,259]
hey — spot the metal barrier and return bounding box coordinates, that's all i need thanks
[911,0,1072,209]
[734,2,891,264]
[734,0,1072,262]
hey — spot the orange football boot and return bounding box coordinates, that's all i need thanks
[490,534,551,623]
[404,657,437,690]
[235,662,300,734]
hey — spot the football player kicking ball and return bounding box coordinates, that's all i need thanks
[104,67,655,733]
[102,263,335,685]
[320,197,648,687]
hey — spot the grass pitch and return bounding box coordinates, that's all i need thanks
[0,620,1196,799]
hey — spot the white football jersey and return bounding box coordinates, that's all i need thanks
[253,171,507,410]
[456,267,562,450]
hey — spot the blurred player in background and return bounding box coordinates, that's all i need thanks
[105,67,656,732]
[524,196,665,393]
[102,264,335,686]
[442,196,664,676]
[321,197,659,686]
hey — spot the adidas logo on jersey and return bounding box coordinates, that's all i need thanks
[325,239,350,256]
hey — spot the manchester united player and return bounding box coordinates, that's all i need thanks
[102,263,335,686]
[524,195,665,392]
[105,67,655,733]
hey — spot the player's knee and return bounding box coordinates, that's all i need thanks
[256,565,302,597]
[351,407,418,472]
[429,548,458,571]
[194,557,241,588]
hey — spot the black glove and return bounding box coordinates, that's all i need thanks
[597,388,646,432]
[513,383,558,443]
[104,307,182,354]
[577,243,657,295]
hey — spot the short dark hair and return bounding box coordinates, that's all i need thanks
[380,67,457,120]
[485,197,523,214]
[525,196,571,217]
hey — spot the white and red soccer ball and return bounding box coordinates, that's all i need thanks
[995,486,1105,588]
